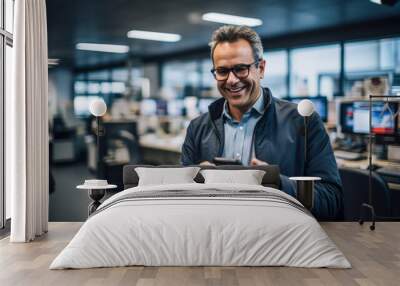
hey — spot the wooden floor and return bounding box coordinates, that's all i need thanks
[0,222,399,286]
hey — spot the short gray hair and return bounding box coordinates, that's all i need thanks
[209,25,264,63]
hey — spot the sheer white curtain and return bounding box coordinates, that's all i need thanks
[9,0,49,242]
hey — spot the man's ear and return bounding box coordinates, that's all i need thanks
[258,59,266,79]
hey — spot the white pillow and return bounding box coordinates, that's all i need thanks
[200,169,266,185]
[135,167,200,186]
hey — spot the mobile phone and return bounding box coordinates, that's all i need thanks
[212,157,242,166]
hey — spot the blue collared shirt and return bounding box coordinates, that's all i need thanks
[222,89,265,165]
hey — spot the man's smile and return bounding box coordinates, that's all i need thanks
[224,84,247,94]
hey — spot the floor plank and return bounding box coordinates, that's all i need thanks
[0,222,399,286]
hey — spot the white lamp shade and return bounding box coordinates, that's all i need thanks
[297,99,315,117]
[89,99,107,117]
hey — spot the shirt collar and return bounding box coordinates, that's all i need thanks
[223,87,264,122]
[252,87,265,116]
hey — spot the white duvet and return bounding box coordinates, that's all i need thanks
[50,183,351,269]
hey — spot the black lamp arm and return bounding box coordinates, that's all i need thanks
[95,116,105,178]
[304,116,309,173]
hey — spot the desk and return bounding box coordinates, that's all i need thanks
[139,134,183,165]
[336,156,400,187]
[1,222,400,286]
[139,134,183,153]
[336,155,400,170]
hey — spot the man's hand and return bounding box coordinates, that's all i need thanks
[200,161,216,166]
[250,158,268,166]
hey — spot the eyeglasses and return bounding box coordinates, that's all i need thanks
[211,60,260,81]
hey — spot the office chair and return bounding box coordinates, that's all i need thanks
[339,166,391,221]
[117,130,142,164]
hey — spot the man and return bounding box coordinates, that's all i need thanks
[181,25,342,220]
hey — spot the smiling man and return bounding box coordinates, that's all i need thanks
[181,25,342,220]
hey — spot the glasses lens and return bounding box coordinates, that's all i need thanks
[215,68,230,80]
[232,65,249,78]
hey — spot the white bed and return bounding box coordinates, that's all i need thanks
[50,183,350,269]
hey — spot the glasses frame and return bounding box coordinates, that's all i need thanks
[211,60,260,81]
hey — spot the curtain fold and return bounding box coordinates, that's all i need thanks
[10,0,49,242]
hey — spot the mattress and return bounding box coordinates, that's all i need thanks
[50,183,351,269]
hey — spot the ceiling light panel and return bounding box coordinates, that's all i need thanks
[76,43,130,53]
[202,12,263,27]
[127,30,181,42]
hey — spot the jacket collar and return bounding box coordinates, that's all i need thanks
[208,87,273,121]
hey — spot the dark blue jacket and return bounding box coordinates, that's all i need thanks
[181,87,343,220]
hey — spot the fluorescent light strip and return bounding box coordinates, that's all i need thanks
[202,12,262,27]
[76,43,130,53]
[48,58,60,66]
[370,0,382,3]
[127,30,181,42]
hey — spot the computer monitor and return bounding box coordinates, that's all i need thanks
[74,95,102,117]
[140,99,157,116]
[284,96,328,122]
[391,74,400,95]
[156,99,168,116]
[339,101,398,136]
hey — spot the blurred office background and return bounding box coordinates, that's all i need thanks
[6,0,400,221]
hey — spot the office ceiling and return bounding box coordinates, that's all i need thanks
[46,0,400,68]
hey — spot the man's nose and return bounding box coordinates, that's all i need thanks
[226,70,240,85]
